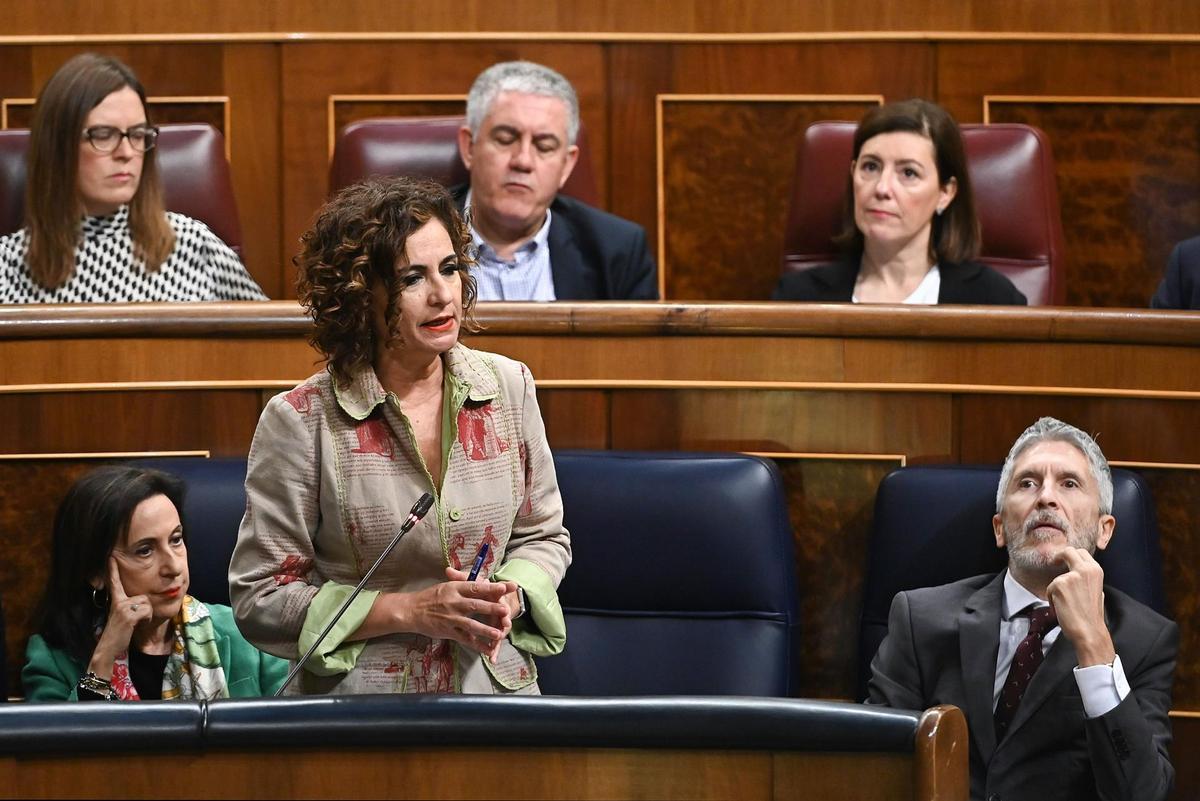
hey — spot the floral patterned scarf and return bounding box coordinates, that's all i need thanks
[108,595,230,701]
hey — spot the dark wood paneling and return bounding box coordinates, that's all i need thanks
[538,389,611,449]
[0,391,260,455]
[1137,468,1200,711]
[775,458,899,699]
[0,460,100,695]
[989,101,1200,306]
[609,390,953,456]
[3,100,226,132]
[661,100,877,300]
[2,1,1200,35]
[0,745,942,801]
[956,396,1200,464]
[1174,715,1200,801]
[223,44,283,298]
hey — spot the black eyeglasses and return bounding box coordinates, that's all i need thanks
[82,125,159,154]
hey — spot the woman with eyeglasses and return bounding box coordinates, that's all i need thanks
[0,53,265,302]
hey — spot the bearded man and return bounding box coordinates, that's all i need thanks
[867,416,1177,801]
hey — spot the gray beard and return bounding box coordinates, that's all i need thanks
[1005,510,1098,577]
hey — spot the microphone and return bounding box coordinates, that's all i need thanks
[274,492,435,696]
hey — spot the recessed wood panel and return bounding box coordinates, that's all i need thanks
[659,98,878,300]
[0,391,261,454]
[988,100,1200,307]
[956,395,1200,465]
[609,390,952,455]
[844,339,1200,394]
[774,457,900,699]
[222,44,283,297]
[537,389,611,449]
[1136,467,1200,709]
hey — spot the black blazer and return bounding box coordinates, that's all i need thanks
[1151,235,1200,310]
[452,186,658,301]
[772,259,1028,305]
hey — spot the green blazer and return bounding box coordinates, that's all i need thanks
[22,604,287,701]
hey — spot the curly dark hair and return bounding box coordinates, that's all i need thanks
[295,177,479,386]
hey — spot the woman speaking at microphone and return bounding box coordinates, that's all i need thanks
[229,177,570,695]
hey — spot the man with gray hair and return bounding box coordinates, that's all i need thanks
[868,417,1177,801]
[455,61,657,301]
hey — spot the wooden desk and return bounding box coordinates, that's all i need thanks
[0,699,967,801]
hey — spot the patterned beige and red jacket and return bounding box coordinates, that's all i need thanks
[229,343,571,694]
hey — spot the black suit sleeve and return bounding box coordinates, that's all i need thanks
[1151,241,1190,309]
[1085,619,1177,801]
[865,592,927,711]
[615,224,658,300]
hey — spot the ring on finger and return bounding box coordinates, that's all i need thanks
[130,603,140,611]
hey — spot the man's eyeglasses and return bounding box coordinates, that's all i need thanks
[82,125,159,154]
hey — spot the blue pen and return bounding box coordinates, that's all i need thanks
[466,542,490,581]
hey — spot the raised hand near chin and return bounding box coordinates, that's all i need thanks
[87,556,151,679]
[1047,547,1116,667]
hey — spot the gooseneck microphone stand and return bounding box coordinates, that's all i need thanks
[274,492,435,696]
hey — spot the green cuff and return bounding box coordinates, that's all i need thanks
[298,583,380,676]
[492,558,566,657]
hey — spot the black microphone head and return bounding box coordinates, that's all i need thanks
[412,492,435,520]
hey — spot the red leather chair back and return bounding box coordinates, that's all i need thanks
[782,121,1066,305]
[0,123,243,256]
[328,115,599,207]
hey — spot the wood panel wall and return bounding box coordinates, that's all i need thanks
[1,1,1199,35]
[3,32,1200,304]
[2,302,1199,717]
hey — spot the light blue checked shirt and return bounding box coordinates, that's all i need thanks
[467,193,557,302]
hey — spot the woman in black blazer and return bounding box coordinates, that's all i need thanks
[774,99,1026,306]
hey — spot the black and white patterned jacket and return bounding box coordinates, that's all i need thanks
[0,205,267,303]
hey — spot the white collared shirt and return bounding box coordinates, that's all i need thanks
[994,570,1129,719]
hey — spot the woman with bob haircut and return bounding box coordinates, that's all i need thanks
[0,52,266,302]
[23,465,286,701]
[229,176,570,696]
[774,99,1026,305]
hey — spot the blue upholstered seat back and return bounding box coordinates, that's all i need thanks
[132,457,249,607]
[857,464,1167,700]
[538,451,800,696]
[136,452,801,697]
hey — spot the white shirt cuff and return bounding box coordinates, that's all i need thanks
[1073,653,1130,719]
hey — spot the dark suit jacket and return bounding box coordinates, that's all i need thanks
[772,259,1028,305]
[1151,236,1200,310]
[867,573,1177,801]
[452,186,658,300]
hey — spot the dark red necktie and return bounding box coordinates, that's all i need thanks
[994,604,1058,738]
